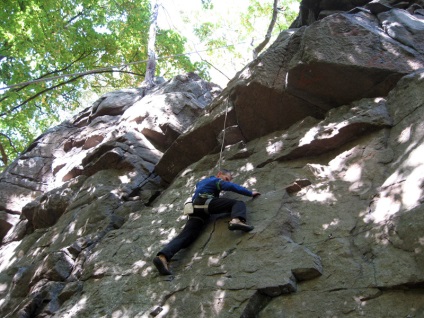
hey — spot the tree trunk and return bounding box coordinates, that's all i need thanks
[0,142,7,166]
[252,0,280,59]
[142,0,159,89]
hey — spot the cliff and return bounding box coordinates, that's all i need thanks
[1,1,424,317]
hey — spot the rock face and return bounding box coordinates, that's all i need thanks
[1,1,424,317]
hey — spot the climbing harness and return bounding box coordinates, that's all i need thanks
[183,198,194,215]
[183,197,213,215]
[183,180,221,216]
[193,198,213,213]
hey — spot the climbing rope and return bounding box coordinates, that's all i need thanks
[217,100,229,171]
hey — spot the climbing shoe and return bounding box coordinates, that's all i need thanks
[228,219,254,232]
[153,255,172,275]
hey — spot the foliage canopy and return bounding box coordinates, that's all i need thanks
[188,0,299,81]
[0,0,205,170]
[0,0,300,171]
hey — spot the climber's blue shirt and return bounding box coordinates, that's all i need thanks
[192,176,253,200]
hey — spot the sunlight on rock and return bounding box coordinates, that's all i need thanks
[67,221,76,233]
[398,125,412,143]
[243,176,257,188]
[321,123,341,139]
[157,204,168,213]
[354,295,367,312]
[213,290,226,315]
[299,127,319,146]
[349,180,372,196]
[142,266,152,277]
[366,195,401,223]
[379,150,424,214]
[382,170,402,188]
[402,166,424,207]
[181,168,194,176]
[128,213,141,222]
[407,59,424,69]
[155,304,169,317]
[307,163,334,180]
[61,296,87,318]
[303,184,336,203]
[118,175,130,183]
[344,164,362,182]
[322,218,340,230]
[111,309,124,318]
[159,228,176,244]
[51,233,60,243]
[266,140,284,154]
[6,194,36,214]
[132,260,146,272]
[111,189,121,196]
[93,265,110,277]
[416,240,423,256]
[407,144,424,166]
[208,256,221,267]
[216,278,225,287]
[0,242,19,271]
[240,163,254,172]
[176,214,187,222]
[30,247,42,258]
[181,174,196,188]
[0,283,8,293]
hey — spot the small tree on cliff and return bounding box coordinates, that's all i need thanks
[142,0,160,89]
[252,0,281,59]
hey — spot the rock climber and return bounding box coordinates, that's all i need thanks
[153,169,261,275]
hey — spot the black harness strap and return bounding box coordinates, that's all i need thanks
[193,198,213,214]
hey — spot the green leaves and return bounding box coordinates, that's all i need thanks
[183,0,300,84]
[0,0,300,171]
[0,0,199,171]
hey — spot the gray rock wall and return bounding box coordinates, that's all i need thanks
[0,1,423,317]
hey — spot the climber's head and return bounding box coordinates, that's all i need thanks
[217,169,233,182]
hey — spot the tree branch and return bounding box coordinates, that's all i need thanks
[66,10,86,26]
[0,51,92,105]
[0,132,18,165]
[252,0,280,59]
[197,55,230,80]
[0,69,144,117]
[192,44,230,80]
[0,142,8,166]
[142,1,160,89]
[17,51,92,92]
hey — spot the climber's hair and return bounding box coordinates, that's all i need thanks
[218,169,233,177]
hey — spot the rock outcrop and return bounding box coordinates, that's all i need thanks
[1,1,424,317]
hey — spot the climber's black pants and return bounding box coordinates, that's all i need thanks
[158,197,248,261]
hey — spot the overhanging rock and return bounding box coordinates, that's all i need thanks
[286,11,424,110]
[155,8,424,184]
